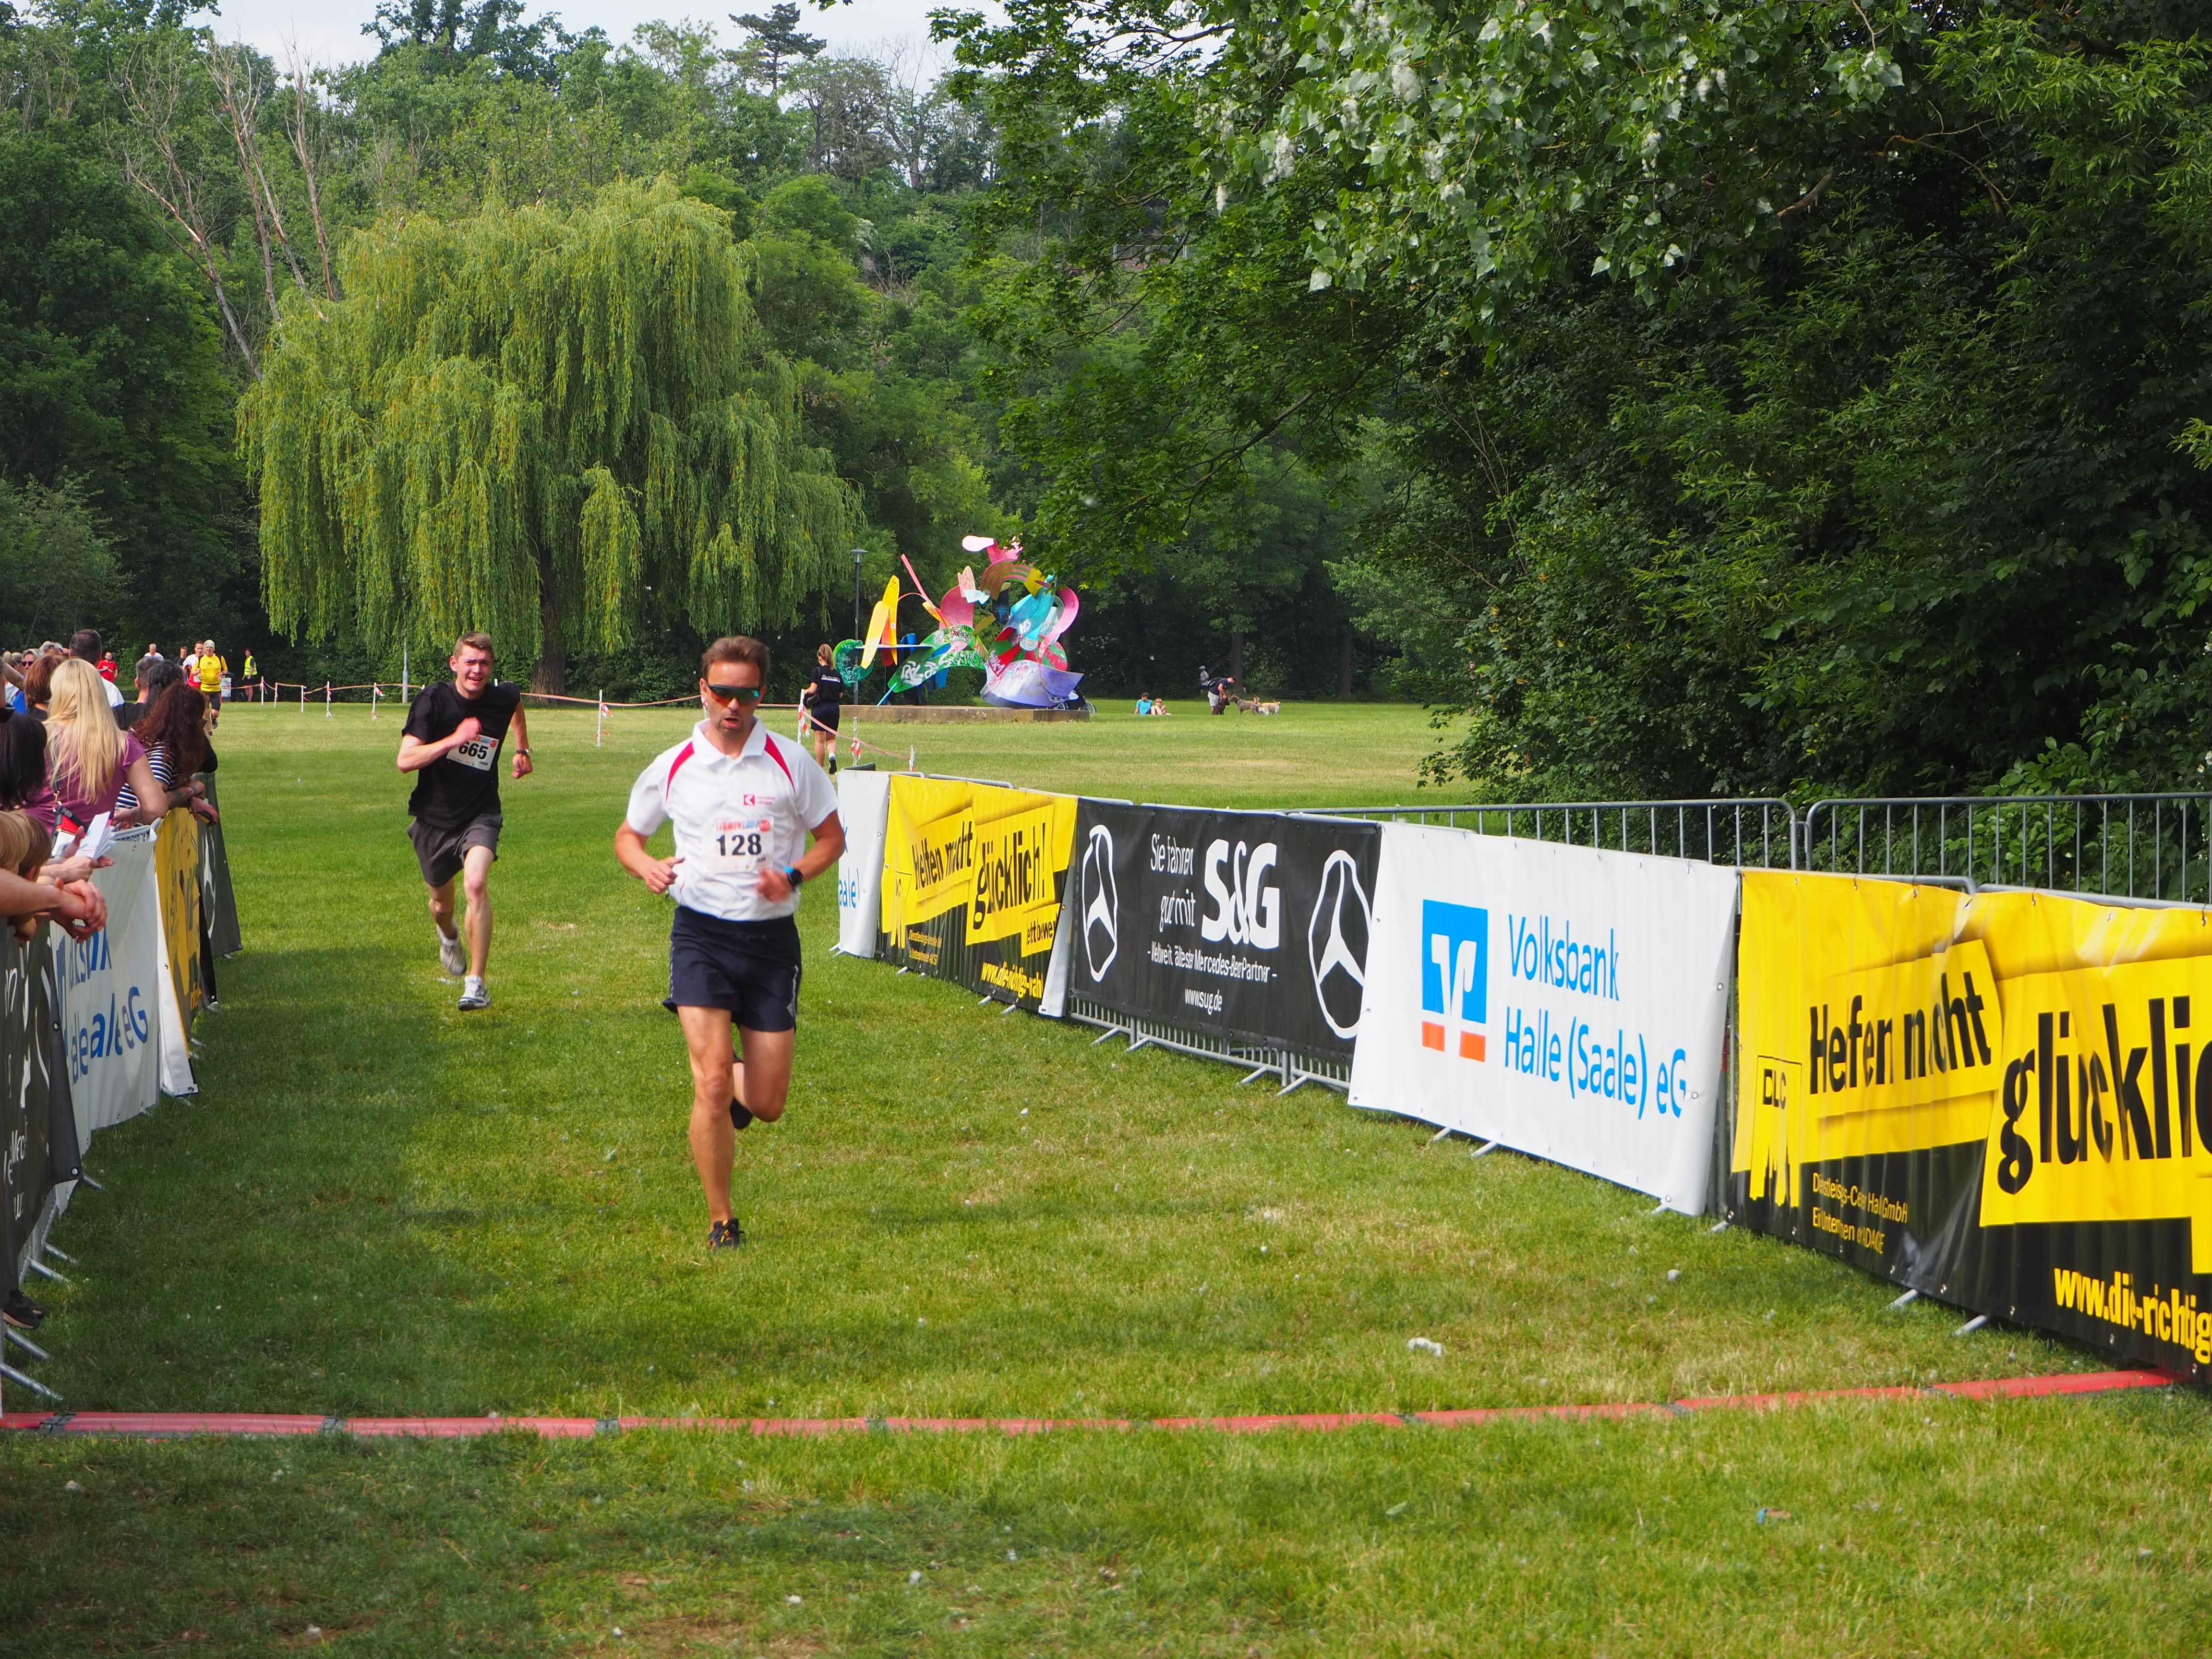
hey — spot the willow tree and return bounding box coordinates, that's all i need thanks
[241,178,857,690]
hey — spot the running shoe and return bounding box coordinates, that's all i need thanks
[458,976,490,1011]
[708,1217,745,1250]
[437,927,466,977]
[729,1096,754,1131]
[3,1289,45,1330]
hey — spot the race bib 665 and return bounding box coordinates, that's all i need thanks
[450,733,499,771]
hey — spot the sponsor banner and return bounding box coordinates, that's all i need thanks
[1064,803,1380,1057]
[198,775,242,959]
[156,813,208,1028]
[878,776,1077,1010]
[153,813,203,1096]
[1349,826,1737,1213]
[1733,871,2212,1379]
[836,770,893,958]
[2,932,79,1279]
[58,835,164,1137]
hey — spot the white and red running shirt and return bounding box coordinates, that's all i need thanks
[625,719,840,923]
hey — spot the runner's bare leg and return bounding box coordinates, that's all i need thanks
[679,1006,739,1220]
[426,877,457,946]
[730,1026,794,1124]
[460,842,495,979]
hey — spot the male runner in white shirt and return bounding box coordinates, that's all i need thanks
[614,635,844,1250]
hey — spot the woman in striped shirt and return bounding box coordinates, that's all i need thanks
[117,680,218,828]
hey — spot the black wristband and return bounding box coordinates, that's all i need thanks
[783,866,803,889]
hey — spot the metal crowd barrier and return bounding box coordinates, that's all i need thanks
[1060,996,1351,1095]
[1300,799,1800,870]
[1801,793,2212,904]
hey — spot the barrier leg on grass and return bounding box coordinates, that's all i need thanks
[1470,1140,1499,1157]
[1955,1314,1990,1337]
[5,1327,50,1364]
[25,1260,68,1286]
[1887,1289,1920,1311]
[1,1362,59,1404]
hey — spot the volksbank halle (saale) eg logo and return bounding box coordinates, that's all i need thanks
[1421,900,1489,1061]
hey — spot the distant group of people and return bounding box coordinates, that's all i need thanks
[1199,664,1240,714]
[0,628,225,1335]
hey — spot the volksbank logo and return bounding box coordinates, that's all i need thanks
[1421,900,1488,1061]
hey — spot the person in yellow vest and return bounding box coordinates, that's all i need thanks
[242,651,257,702]
[196,641,227,723]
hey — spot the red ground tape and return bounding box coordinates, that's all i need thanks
[0,1370,2176,1443]
[1931,1369,2175,1401]
[45,1412,330,1438]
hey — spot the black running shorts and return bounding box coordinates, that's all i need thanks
[810,702,841,733]
[663,906,803,1032]
[409,811,501,888]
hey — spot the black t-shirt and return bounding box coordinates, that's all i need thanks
[807,665,843,708]
[403,681,522,828]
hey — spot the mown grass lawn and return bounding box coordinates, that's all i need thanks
[3,700,2209,1656]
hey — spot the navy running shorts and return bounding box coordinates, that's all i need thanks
[663,906,803,1032]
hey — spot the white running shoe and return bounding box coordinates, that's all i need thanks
[437,928,466,977]
[458,976,490,1011]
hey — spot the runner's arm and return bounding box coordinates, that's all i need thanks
[510,704,533,779]
[614,821,682,895]
[397,716,482,772]
[756,810,844,902]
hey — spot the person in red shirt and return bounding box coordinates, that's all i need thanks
[97,653,117,683]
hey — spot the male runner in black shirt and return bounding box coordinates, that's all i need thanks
[397,632,532,1010]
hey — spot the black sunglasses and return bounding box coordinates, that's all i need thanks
[704,683,763,704]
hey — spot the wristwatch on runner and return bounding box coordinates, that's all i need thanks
[782,866,803,890]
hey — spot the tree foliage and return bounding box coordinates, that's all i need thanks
[241,178,858,689]
[949,0,2212,790]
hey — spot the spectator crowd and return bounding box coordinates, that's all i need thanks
[0,629,227,1333]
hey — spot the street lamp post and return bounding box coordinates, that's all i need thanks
[852,548,866,646]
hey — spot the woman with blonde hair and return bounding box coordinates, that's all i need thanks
[45,659,164,832]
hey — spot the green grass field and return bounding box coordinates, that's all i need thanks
[4,701,2211,1655]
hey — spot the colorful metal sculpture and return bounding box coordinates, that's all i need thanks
[833,536,1084,709]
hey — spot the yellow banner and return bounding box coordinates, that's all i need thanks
[879,776,1075,978]
[154,811,206,1025]
[1737,872,2212,1269]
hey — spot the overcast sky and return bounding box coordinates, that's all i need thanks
[192,0,970,73]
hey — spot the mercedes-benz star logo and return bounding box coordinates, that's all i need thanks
[1307,848,1371,1037]
[1079,822,1118,982]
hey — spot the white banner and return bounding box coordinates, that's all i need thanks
[835,769,893,957]
[56,833,164,1142]
[1348,825,1738,1214]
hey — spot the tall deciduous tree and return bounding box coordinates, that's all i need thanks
[241,177,858,690]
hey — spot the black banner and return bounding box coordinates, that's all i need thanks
[1065,803,1380,1058]
[199,774,242,959]
[2,934,78,1286]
